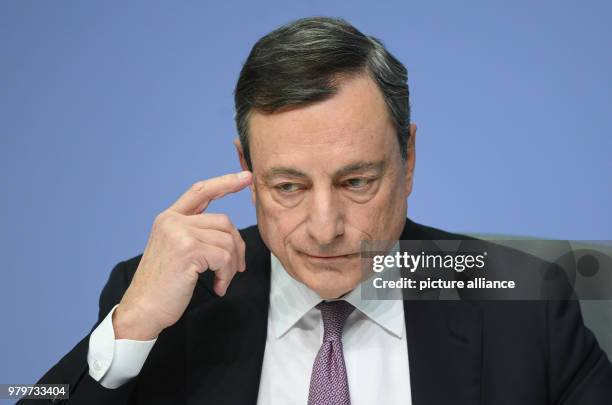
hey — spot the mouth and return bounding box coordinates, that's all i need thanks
[301,252,359,262]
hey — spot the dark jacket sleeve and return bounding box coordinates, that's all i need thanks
[18,258,141,405]
[548,299,612,404]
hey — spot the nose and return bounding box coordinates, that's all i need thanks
[306,185,345,246]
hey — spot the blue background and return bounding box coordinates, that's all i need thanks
[1,0,610,389]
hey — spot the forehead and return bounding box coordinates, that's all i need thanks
[247,74,396,172]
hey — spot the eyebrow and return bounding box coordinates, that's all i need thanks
[263,167,309,182]
[334,161,386,178]
[263,160,386,182]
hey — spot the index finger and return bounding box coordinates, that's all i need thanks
[169,171,252,215]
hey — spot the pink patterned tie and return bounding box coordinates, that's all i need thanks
[308,300,355,405]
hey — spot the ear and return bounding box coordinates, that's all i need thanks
[233,138,256,204]
[403,123,417,199]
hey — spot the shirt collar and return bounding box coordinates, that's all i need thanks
[269,253,404,339]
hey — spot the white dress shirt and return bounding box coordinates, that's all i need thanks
[88,254,412,404]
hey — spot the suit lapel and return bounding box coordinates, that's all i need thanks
[404,300,482,405]
[401,218,483,405]
[185,226,271,405]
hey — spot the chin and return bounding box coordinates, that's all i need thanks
[279,247,363,297]
[297,266,361,299]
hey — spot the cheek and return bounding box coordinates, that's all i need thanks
[345,181,406,239]
[255,189,307,245]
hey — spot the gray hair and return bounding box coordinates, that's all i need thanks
[234,16,410,169]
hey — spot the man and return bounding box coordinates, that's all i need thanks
[21,16,612,405]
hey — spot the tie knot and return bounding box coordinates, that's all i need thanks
[316,300,355,342]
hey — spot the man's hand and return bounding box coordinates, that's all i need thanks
[112,171,253,340]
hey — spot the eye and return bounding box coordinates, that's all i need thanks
[275,183,303,193]
[344,178,370,189]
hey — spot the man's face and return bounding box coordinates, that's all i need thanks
[240,74,416,299]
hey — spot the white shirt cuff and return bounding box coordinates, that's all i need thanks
[87,304,157,389]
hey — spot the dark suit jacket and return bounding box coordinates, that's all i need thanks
[20,218,612,404]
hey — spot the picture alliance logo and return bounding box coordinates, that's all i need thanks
[372,251,488,273]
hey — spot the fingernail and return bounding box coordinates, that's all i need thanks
[237,171,250,179]
[215,280,226,296]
